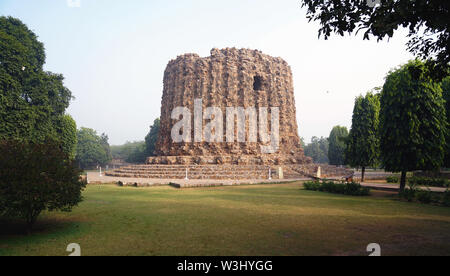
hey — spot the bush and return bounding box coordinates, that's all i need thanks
[442,190,450,207]
[399,189,416,202]
[386,176,399,183]
[408,177,448,188]
[0,139,86,232]
[303,181,370,196]
[399,184,449,207]
[416,191,434,204]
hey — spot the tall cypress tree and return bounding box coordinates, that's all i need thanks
[346,92,380,182]
[328,126,348,166]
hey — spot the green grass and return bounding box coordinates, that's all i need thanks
[1,183,450,256]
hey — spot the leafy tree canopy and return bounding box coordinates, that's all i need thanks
[0,16,75,155]
[301,0,450,80]
[145,118,160,157]
[76,128,112,169]
[442,76,450,167]
[346,92,380,168]
[0,139,86,231]
[380,59,446,190]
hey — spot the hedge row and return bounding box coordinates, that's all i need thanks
[304,181,370,196]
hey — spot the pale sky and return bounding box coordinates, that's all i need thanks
[0,0,415,145]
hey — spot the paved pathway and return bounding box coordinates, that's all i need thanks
[361,182,447,193]
[87,172,308,187]
[87,172,447,192]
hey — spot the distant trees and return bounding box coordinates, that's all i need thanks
[380,60,447,192]
[346,92,380,182]
[300,0,450,81]
[111,141,147,164]
[111,118,160,164]
[0,16,76,157]
[76,128,112,169]
[328,126,348,166]
[0,140,86,232]
[304,136,329,164]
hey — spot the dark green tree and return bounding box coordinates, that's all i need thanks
[76,128,112,169]
[0,16,75,155]
[380,60,446,192]
[0,139,86,232]
[304,136,329,164]
[328,126,349,166]
[56,114,77,160]
[145,118,160,156]
[346,92,380,182]
[300,0,450,80]
[442,77,450,168]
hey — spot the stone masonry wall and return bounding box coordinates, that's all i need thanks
[149,48,311,165]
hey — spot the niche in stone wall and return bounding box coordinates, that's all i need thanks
[253,75,263,91]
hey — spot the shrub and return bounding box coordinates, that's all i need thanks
[386,176,399,183]
[399,189,416,202]
[0,139,86,232]
[303,181,370,196]
[416,191,434,204]
[408,177,448,188]
[442,190,450,207]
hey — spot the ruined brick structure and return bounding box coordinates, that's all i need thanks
[148,48,311,165]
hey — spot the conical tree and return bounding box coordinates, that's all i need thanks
[346,92,380,182]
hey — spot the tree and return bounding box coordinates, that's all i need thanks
[145,118,160,156]
[0,16,76,156]
[109,119,161,164]
[346,92,380,182]
[328,126,349,166]
[300,137,306,148]
[56,115,77,160]
[76,128,112,169]
[442,77,450,168]
[300,0,450,80]
[0,139,86,232]
[111,141,147,164]
[380,60,446,192]
[304,136,329,164]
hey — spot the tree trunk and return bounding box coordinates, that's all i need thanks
[361,167,366,183]
[400,171,407,193]
[26,211,40,235]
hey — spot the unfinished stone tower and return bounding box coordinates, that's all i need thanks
[148,48,311,165]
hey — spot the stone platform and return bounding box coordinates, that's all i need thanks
[104,164,352,181]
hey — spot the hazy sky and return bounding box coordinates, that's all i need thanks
[0,0,415,145]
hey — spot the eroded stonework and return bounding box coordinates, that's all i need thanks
[148,48,311,165]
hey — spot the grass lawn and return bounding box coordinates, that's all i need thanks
[1,182,449,256]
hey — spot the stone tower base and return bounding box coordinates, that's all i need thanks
[146,154,309,165]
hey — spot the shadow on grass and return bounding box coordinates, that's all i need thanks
[0,217,78,237]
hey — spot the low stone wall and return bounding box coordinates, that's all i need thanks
[413,171,450,179]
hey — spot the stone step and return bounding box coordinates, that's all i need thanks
[104,164,353,180]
